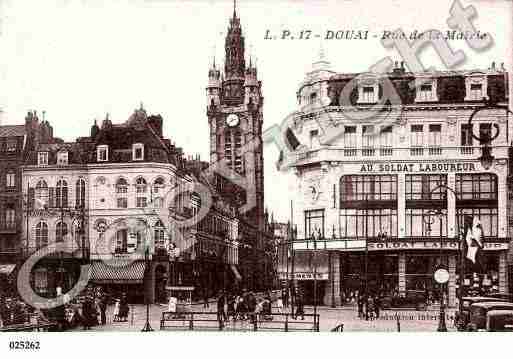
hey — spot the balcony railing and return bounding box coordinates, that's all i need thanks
[343,148,357,157]
[460,146,474,155]
[428,147,442,156]
[362,147,375,156]
[410,147,424,156]
[379,147,393,156]
[289,145,509,166]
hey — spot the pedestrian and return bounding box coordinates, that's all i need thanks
[113,299,120,322]
[374,295,380,319]
[119,293,129,322]
[223,293,229,321]
[276,296,283,314]
[282,289,289,309]
[357,294,364,319]
[217,291,225,322]
[295,291,305,320]
[99,295,107,325]
[82,296,92,330]
[247,292,257,323]
[203,289,210,309]
[367,296,375,321]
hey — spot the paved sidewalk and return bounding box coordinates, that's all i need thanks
[75,302,457,332]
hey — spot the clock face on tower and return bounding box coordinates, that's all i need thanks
[226,113,240,127]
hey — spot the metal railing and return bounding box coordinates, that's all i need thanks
[160,311,320,332]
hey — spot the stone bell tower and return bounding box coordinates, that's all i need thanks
[206,2,265,231]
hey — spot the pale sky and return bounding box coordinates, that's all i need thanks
[1,0,511,222]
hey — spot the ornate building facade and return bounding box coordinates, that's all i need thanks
[285,56,510,307]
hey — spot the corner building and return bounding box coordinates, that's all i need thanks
[287,57,510,307]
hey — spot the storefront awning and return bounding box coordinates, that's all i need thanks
[89,261,146,284]
[0,264,16,275]
[230,264,242,281]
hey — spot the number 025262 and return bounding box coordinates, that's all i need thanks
[9,341,40,350]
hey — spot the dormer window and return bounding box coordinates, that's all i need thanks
[132,143,144,161]
[57,151,68,166]
[97,145,108,162]
[414,78,438,102]
[465,73,488,101]
[357,78,379,104]
[37,152,48,166]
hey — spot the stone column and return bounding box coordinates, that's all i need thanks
[447,174,456,238]
[448,255,457,308]
[397,174,406,239]
[499,251,508,294]
[398,253,406,294]
[324,252,341,306]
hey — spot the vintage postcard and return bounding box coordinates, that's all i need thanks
[0,0,512,350]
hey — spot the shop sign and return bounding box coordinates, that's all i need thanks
[292,272,329,280]
[368,240,508,251]
[360,162,477,173]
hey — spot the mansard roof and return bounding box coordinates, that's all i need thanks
[0,125,26,138]
[327,67,508,106]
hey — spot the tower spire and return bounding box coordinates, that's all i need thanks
[233,0,237,18]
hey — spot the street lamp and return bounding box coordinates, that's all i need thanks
[141,235,154,332]
[467,98,511,170]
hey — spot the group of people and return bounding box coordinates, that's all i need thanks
[357,293,381,320]
[212,288,307,323]
[0,296,31,327]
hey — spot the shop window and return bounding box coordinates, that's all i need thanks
[340,175,397,204]
[455,173,497,201]
[304,209,325,239]
[405,174,447,201]
[339,208,398,238]
[457,208,498,237]
[405,208,447,237]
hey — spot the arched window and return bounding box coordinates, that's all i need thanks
[56,221,68,242]
[35,180,49,207]
[56,179,68,208]
[136,177,148,208]
[116,178,128,194]
[154,220,165,248]
[153,177,165,194]
[35,221,48,248]
[135,177,147,193]
[75,178,86,208]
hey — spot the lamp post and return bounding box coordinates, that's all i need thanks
[141,235,153,332]
[467,98,511,170]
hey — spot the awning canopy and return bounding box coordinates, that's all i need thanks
[89,261,146,284]
[230,264,242,281]
[0,264,16,275]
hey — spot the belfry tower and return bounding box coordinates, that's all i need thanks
[206,2,265,231]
